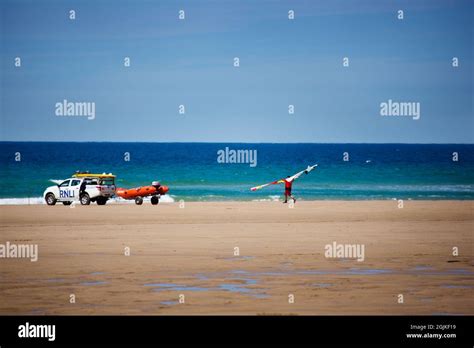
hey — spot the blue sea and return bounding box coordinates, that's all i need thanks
[0,142,473,203]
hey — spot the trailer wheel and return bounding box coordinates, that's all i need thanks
[45,193,57,206]
[151,196,159,205]
[135,196,143,205]
[96,197,107,205]
[80,193,91,205]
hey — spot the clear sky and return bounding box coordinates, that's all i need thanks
[1,0,472,143]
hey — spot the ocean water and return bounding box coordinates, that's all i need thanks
[0,142,473,203]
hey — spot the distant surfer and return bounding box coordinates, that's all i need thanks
[283,176,296,204]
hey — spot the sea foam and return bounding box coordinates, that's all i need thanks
[0,195,175,205]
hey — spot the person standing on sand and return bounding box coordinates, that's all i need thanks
[250,165,317,203]
[283,176,296,204]
[79,180,86,195]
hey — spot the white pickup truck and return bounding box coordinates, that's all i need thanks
[43,173,116,206]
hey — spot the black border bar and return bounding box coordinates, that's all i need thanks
[0,315,472,346]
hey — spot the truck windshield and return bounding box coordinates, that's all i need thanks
[100,178,115,186]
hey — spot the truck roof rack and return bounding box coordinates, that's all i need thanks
[72,173,116,178]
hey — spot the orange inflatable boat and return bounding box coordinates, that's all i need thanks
[116,181,169,205]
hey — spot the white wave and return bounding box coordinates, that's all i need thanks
[312,184,474,192]
[0,197,45,205]
[155,194,175,203]
[109,194,175,204]
[0,194,175,205]
[252,195,281,202]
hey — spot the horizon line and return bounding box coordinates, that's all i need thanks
[0,141,473,145]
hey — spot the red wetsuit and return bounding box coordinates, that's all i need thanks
[284,179,292,195]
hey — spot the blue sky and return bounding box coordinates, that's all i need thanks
[1,0,472,143]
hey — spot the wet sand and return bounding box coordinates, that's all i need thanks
[0,200,472,315]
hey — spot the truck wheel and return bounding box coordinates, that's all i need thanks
[135,197,143,205]
[63,201,72,206]
[80,193,91,205]
[96,197,107,205]
[151,196,159,205]
[45,193,57,206]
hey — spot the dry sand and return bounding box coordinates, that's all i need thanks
[0,200,472,315]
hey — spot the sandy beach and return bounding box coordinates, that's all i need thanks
[0,200,472,315]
